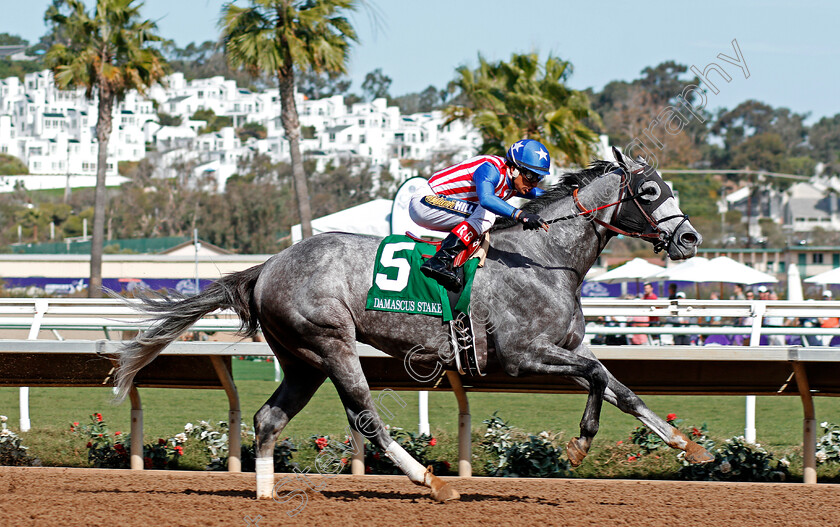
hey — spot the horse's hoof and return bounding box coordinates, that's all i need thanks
[566,437,587,467]
[685,443,714,464]
[428,474,460,502]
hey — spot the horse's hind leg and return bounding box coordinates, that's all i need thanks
[254,348,327,498]
[325,344,459,502]
[603,374,713,463]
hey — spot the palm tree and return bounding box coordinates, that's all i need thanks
[446,52,601,167]
[221,0,360,239]
[45,0,168,297]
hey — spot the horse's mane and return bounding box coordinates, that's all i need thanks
[492,160,618,230]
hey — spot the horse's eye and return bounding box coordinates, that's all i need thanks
[638,181,661,201]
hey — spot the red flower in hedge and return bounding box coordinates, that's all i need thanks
[144,457,153,469]
[98,434,103,438]
[429,438,437,447]
[174,446,184,455]
[365,466,372,474]
[372,452,380,460]
[627,455,638,462]
[114,444,125,453]
[340,458,347,465]
[315,437,329,451]
[115,431,121,436]
[158,438,166,445]
[691,427,702,437]
[666,413,677,422]
[86,442,92,448]
[95,413,103,422]
[616,440,623,445]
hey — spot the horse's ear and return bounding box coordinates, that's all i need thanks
[612,147,629,172]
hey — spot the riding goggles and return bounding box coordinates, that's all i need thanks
[518,167,542,184]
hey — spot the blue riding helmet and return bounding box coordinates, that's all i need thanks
[505,139,552,181]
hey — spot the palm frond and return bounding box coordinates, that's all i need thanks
[449,51,600,165]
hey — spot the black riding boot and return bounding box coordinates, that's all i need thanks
[420,233,467,292]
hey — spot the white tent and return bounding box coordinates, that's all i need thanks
[804,266,840,285]
[291,199,393,244]
[591,258,664,283]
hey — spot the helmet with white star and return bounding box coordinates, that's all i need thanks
[505,139,551,182]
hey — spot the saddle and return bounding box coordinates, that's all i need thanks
[407,232,490,376]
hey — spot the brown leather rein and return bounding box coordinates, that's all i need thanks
[572,187,662,242]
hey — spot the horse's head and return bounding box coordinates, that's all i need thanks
[611,147,702,260]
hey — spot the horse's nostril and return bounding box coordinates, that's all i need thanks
[680,232,698,245]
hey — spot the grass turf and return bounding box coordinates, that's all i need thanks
[2,358,839,475]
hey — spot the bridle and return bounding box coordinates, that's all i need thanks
[546,164,690,254]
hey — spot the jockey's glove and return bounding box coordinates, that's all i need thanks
[515,210,549,231]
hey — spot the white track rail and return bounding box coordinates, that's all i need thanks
[1,297,839,483]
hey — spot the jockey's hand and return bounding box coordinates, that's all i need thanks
[518,211,549,232]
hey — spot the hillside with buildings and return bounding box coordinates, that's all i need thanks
[0,70,480,193]
[2,51,840,263]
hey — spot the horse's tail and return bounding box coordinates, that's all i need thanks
[113,263,265,403]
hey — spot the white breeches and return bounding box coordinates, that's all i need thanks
[408,193,497,236]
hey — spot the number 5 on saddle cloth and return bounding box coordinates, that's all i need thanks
[365,234,489,376]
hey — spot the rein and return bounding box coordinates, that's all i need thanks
[544,190,638,225]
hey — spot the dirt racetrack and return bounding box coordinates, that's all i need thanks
[2,467,839,527]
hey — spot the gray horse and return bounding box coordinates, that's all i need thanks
[113,149,712,502]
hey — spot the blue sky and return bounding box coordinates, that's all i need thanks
[5,0,839,122]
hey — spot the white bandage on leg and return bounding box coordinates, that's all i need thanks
[255,458,274,499]
[384,441,429,485]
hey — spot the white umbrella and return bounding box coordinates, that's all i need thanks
[804,266,840,285]
[705,256,778,285]
[591,258,664,283]
[646,257,710,282]
[652,256,776,285]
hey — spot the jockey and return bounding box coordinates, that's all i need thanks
[409,139,552,291]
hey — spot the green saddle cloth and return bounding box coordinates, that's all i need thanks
[365,234,478,322]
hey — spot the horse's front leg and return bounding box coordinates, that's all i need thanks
[565,343,714,464]
[603,373,714,464]
[510,338,609,466]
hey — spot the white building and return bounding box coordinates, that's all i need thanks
[0,69,482,193]
[0,70,148,181]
